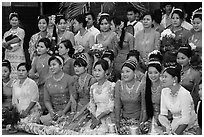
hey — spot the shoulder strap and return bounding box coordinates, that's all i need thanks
[133,21,137,27]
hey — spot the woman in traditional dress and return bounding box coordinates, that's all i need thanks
[110,17,134,73]
[12,63,41,123]
[188,8,202,57]
[2,12,25,79]
[176,45,201,109]
[56,15,75,46]
[159,65,197,135]
[114,59,143,135]
[96,15,119,56]
[28,15,52,61]
[134,12,160,72]
[40,55,76,125]
[29,38,51,114]
[139,50,163,133]
[79,59,115,134]
[58,39,75,76]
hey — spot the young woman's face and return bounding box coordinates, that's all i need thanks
[74,65,86,75]
[38,19,48,32]
[57,19,67,32]
[176,52,189,67]
[17,66,28,80]
[49,59,62,74]
[2,66,10,80]
[199,83,202,99]
[10,17,19,28]
[93,64,106,81]
[192,17,202,32]
[100,18,110,32]
[161,71,174,88]
[121,66,135,82]
[171,13,182,27]
[148,66,160,83]
[58,43,68,56]
[110,20,116,32]
[142,15,153,28]
[73,19,81,33]
[37,42,48,55]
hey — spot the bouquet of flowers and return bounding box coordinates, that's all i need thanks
[160,29,177,54]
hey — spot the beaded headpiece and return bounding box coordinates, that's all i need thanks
[191,7,202,23]
[55,55,64,66]
[9,12,18,20]
[77,53,88,64]
[122,59,137,70]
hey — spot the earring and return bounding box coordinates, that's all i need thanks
[173,80,176,86]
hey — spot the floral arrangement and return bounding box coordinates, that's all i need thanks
[160,29,176,40]
[74,45,85,54]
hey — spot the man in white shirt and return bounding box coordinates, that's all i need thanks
[126,7,143,37]
[160,2,173,29]
[85,12,100,43]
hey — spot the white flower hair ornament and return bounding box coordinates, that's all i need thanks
[191,7,202,24]
[189,43,197,50]
[160,29,176,40]
[148,50,161,59]
[91,44,104,51]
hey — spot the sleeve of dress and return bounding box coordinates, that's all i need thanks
[69,32,75,47]
[154,31,160,50]
[139,82,147,121]
[28,34,38,60]
[114,81,122,121]
[3,31,8,42]
[16,28,25,41]
[12,82,17,105]
[29,80,39,102]
[129,34,135,50]
[87,85,96,116]
[111,34,119,57]
[106,82,115,112]
[68,76,77,100]
[89,34,95,49]
[44,81,51,103]
[175,91,193,126]
[134,33,139,50]
[160,88,168,116]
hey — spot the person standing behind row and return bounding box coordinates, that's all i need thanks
[126,7,143,37]
[2,12,25,79]
[110,17,134,73]
[29,15,52,61]
[56,15,75,46]
[134,12,160,71]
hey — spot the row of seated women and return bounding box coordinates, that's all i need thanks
[2,43,201,134]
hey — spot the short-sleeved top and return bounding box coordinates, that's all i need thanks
[44,73,74,112]
[115,80,142,119]
[86,26,100,43]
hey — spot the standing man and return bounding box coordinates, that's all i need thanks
[160,2,173,28]
[85,12,100,43]
[126,7,143,38]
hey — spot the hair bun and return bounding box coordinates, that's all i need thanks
[148,50,162,63]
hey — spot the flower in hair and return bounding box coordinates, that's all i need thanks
[148,50,161,59]
[189,42,196,50]
[160,29,176,40]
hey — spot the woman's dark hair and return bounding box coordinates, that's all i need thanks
[102,50,114,62]
[75,14,87,28]
[153,9,163,24]
[9,12,20,20]
[48,55,64,66]
[74,58,88,67]
[141,12,153,21]
[2,60,11,72]
[171,10,184,20]
[145,58,162,119]
[99,15,111,25]
[17,62,30,72]
[177,44,192,58]
[111,17,127,49]
[193,14,202,21]
[37,15,49,25]
[94,59,109,71]
[126,50,140,62]
[60,40,75,57]
[163,64,182,83]
[56,14,66,24]
[38,37,51,49]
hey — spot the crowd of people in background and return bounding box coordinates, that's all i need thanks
[2,2,202,135]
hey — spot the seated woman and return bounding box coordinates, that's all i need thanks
[12,63,41,123]
[101,50,121,82]
[176,45,201,108]
[126,50,144,81]
[58,39,75,76]
[79,59,115,134]
[158,65,197,135]
[139,50,163,133]
[40,55,76,125]
[114,59,143,135]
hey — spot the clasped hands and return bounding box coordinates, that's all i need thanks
[90,116,101,129]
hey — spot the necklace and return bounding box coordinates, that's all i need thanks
[125,81,135,94]
[151,85,161,94]
[53,72,64,82]
[38,55,47,68]
[78,74,88,90]
[101,31,111,41]
[180,67,191,84]
[95,80,106,94]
